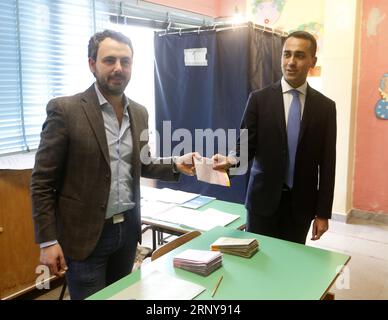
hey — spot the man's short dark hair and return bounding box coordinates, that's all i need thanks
[286,31,317,57]
[88,29,133,61]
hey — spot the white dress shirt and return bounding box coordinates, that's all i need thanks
[281,77,307,127]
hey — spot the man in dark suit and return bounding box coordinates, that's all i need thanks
[30,30,197,300]
[212,31,336,244]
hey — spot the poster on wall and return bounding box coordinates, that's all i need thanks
[365,5,388,120]
[249,0,286,26]
[376,74,388,120]
[248,0,324,78]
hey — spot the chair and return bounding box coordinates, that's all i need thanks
[59,278,67,300]
[323,292,335,300]
[151,230,201,261]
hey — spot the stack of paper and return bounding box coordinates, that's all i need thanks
[210,237,259,258]
[140,186,199,204]
[173,249,223,276]
[153,207,239,231]
[140,199,176,219]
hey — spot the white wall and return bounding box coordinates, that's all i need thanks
[321,0,360,218]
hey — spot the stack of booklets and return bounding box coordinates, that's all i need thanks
[173,249,223,276]
[210,237,259,258]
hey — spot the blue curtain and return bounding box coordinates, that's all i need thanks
[154,25,284,204]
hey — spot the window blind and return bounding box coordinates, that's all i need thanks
[0,0,104,155]
[18,0,96,152]
[0,1,25,154]
[0,0,207,156]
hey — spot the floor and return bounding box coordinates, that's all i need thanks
[31,215,388,300]
[306,216,388,300]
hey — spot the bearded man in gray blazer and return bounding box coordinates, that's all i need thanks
[31,30,197,300]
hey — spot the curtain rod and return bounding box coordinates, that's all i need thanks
[109,14,200,30]
[156,22,288,37]
[108,11,287,38]
[105,0,214,28]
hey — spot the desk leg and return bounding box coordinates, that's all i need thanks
[158,231,164,245]
[152,228,157,251]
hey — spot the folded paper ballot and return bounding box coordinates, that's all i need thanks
[210,237,259,258]
[194,157,230,187]
[173,249,223,276]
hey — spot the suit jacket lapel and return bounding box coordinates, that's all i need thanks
[127,100,141,180]
[271,81,287,141]
[80,85,110,165]
[299,84,315,142]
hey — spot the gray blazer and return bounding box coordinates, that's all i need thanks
[31,85,178,260]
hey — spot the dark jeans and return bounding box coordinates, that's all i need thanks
[247,189,312,244]
[65,210,138,300]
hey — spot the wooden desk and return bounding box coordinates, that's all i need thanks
[0,169,40,299]
[88,226,350,300]
[141,199,246,250]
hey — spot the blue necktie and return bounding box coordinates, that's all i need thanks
[286,90,301,188]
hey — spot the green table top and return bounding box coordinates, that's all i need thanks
[88,226,350,300]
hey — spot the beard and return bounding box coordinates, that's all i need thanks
[95,73,130,96]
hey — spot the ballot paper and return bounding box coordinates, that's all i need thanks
[108,270,205,300]
[194,157,230,187]
[173,249,223,276]
[152,207,239,231]
[140,199,176,219]
[140,185,199,204]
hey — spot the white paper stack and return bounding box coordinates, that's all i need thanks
[173,249,223,276]
[140,199,176,219]
[140,186,199,204]
[152,207,239,231]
